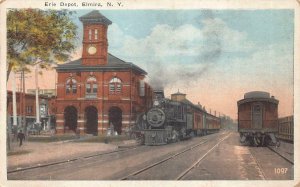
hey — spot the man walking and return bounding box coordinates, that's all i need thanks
[17,130,25,147]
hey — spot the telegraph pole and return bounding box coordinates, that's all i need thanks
[12,71,17,127]
[35,65,40,125]
[22,69,26,133]
[7,71,18,150]
[16,68,30,134]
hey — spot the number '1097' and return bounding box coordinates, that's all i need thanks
[274,168,288,174]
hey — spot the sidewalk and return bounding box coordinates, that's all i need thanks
[7,137,137,171]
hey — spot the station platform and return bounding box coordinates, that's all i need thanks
[7,135,137,171]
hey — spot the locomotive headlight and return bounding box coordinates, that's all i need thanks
[153,100,159,106]
[147,108,166,128]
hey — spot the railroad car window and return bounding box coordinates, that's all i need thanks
[253,105,261,113]
[66,78,77,94]
[86,77,97,94]
[109,77,122,94]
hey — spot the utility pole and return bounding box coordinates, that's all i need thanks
[16,68,30,134]
[18,70,23,132]
[35,65,40,125]
[7,71,18,150]
[22,69,26,133]
[12,71,17,127]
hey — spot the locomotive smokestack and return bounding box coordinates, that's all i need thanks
[153,89,165,100]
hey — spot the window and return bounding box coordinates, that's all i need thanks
[66,78,77,94]
[95,29,98,40]
[253,105,261,114]
[109,77,122,94]
[89,29,92,40]
[40,104,47,116]
[86,77,97,94]
[26,106,33,114]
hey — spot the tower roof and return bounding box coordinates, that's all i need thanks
[79,10,112,25]
[172,89,186,96]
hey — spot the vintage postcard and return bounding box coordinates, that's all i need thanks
[0,0,299,186]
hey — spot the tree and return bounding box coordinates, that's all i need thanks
[7,9,78,80]
[6,9,78,150]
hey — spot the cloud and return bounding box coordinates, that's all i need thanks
[226,42,293,89]
[107,17,255,89]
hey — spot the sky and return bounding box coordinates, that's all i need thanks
[7,9,294,119]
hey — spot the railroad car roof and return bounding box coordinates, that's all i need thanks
[237,97,279,105]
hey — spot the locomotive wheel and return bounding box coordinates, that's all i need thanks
[172,130,179,142]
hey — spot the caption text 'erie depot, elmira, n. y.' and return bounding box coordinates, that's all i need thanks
[44,1,124,8]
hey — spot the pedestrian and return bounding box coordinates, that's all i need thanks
[110,122,114,136]
[17,130,25,147]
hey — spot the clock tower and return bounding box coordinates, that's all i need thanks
[79,10,112,66]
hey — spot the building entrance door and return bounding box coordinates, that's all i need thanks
[85,106,98,135]
[64,106,77,132]
[109,107,122,135]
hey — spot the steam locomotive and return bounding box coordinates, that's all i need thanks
[134,90,221,145]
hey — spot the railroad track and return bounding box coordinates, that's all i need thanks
[7,145,140,174]
[176,133,231,180]
[248,147,267,180]
[267,146,294,165]
[120,132,231,180]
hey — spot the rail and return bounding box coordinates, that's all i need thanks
[267,146,293,165]
[7,145,139,174]
[120,132,231,180]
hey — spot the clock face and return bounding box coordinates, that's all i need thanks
[87,46,97,55]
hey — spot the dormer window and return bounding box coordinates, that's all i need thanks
[66,78,77,94]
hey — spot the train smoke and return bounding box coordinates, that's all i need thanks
[147,10,222,90]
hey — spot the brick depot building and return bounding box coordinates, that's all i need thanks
[55,10,152,135]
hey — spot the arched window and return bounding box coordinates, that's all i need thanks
[88,29,92,40]
[95,29,98,40]
[86,77,98,94]
[66,78,77,94]
[109,77,122,94]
